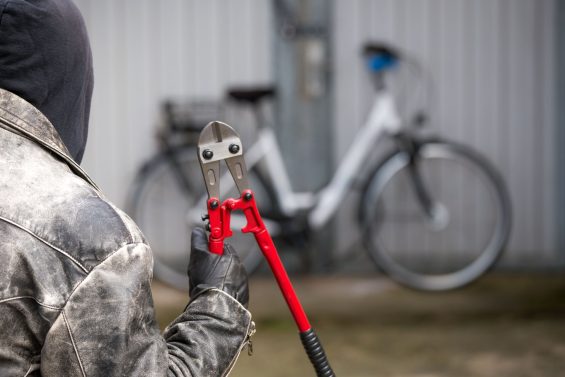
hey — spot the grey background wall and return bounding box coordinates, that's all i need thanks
[557,0,565,258]
[333,0,557,268]
[74,0,560,269]
[74,0,272,203]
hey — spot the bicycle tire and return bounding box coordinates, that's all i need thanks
[360,139,511,291]
[126,146,266,291]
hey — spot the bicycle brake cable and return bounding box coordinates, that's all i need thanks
[197,121,336,377]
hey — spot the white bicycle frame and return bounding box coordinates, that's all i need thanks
[309,92,401,228]
[240,90,401,230]
[187,90,401,232]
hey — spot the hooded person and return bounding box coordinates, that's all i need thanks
[0,1,253,376]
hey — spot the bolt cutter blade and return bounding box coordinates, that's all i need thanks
[197,121,249,199]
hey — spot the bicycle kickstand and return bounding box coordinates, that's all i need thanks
[197,121,336,377]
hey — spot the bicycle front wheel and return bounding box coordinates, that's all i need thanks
[360,140,511,291]
[127,147,265,290]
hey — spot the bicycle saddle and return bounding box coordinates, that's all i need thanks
[227,86,276,104]
[362,42,400,60]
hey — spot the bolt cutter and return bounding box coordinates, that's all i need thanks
[198,121,335,377]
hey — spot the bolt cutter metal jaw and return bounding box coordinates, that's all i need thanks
[197,121,256,254]
[197,121,249,200]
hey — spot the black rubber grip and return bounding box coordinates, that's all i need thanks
[300,329,336,377]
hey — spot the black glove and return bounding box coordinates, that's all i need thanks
[188,227,249,308]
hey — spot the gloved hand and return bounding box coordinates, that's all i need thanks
[188,227,249,308]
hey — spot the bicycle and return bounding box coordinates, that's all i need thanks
[126,42,511,291]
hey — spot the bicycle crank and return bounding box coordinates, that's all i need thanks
[197,121,336,377]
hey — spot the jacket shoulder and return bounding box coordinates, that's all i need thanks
[0,128,145,272]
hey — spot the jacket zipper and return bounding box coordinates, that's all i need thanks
[222,320,256,377]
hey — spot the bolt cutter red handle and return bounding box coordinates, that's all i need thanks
[206,190,311,332]
[198,121,335,377]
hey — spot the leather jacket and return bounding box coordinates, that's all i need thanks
[0,89,253,377]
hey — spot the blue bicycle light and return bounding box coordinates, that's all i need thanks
[367,54,397,73]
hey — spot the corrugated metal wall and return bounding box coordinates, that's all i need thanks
[74,0,272,204]
[558,2,565,254]
[334,0,557,267]
[75,0,558,267]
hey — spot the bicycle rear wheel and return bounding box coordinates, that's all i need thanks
[360,140,511,291]
[127,146,266,290]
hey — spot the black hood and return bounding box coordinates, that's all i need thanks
[0,0,93,163]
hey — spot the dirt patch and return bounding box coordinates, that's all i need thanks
[152,274,565,376]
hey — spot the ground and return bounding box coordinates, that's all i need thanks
[152,274,565,377]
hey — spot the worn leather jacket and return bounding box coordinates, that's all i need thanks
[0,89,253,377]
